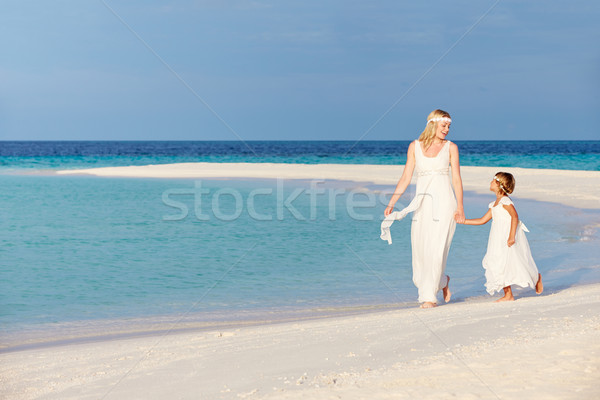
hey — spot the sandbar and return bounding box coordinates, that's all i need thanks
[55,163,600,209]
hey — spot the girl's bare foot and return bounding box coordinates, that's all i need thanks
[443,276,451,303]
[536,273,544,294]
[420,302,437,308]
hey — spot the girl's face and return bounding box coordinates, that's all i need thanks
[435,121,451,141]
[490,177,500,193]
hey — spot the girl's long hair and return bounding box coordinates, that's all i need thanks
[418,109,451,151]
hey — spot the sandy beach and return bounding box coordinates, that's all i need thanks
[2,162,598,399]
[1,283,599,400]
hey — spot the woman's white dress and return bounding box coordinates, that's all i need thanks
[482,196,539,294]
[380,140,457,303]
[411,140,456,303]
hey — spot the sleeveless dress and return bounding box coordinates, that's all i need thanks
[482,196,539,295]
[380,140,457,303]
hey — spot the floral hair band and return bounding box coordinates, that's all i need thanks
[494,176,508,193]
[427,117,452,124]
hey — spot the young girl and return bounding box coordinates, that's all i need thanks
[461,172,543,302]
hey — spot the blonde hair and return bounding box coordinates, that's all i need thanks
[494,172,515,195]
[418,109,451,150]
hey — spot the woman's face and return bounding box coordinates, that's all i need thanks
[435,121,451,141]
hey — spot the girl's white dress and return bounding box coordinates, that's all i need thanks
[380,140,457,303]
[483,196,539,294]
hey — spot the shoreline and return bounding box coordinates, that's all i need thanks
[2,282,599,399]
[0,301,418,354]
[52,162,600,209]
[4,276,600,355]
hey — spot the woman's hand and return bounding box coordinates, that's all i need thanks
[507,237,516,247]
[384,206,394,216]
[454,209,465,224]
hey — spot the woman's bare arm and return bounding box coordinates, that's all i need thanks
[384,141,416,216]
[449,142,465,223]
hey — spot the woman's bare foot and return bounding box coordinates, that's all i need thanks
[443,276,451,303]
[494,295,514,302]
[420,302,437,308]
[495,286,514,302]
[536,273,544,294]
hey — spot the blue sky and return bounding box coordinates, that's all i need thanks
[1,1,599,140]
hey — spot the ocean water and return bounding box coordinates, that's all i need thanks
[1,140,599,171]
[1,141,599,350]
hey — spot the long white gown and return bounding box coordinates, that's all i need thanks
[411,140,456,303]
[482,196,539,295]
[380,140,457,303]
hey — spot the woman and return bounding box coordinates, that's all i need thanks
[383,109,465,308]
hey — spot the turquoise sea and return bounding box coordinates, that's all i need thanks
[1,141,599,351]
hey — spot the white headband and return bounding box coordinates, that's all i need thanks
[427,117,452,124]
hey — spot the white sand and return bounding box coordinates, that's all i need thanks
[55,162,600,209]
[2,283,599,399]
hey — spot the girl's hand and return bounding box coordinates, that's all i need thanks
[507,237,516,247]
[454,209,465,224]
[384,206,394,216]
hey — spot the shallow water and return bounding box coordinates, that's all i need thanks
[1,174,598,348]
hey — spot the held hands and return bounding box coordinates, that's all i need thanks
[454,209,466,224]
